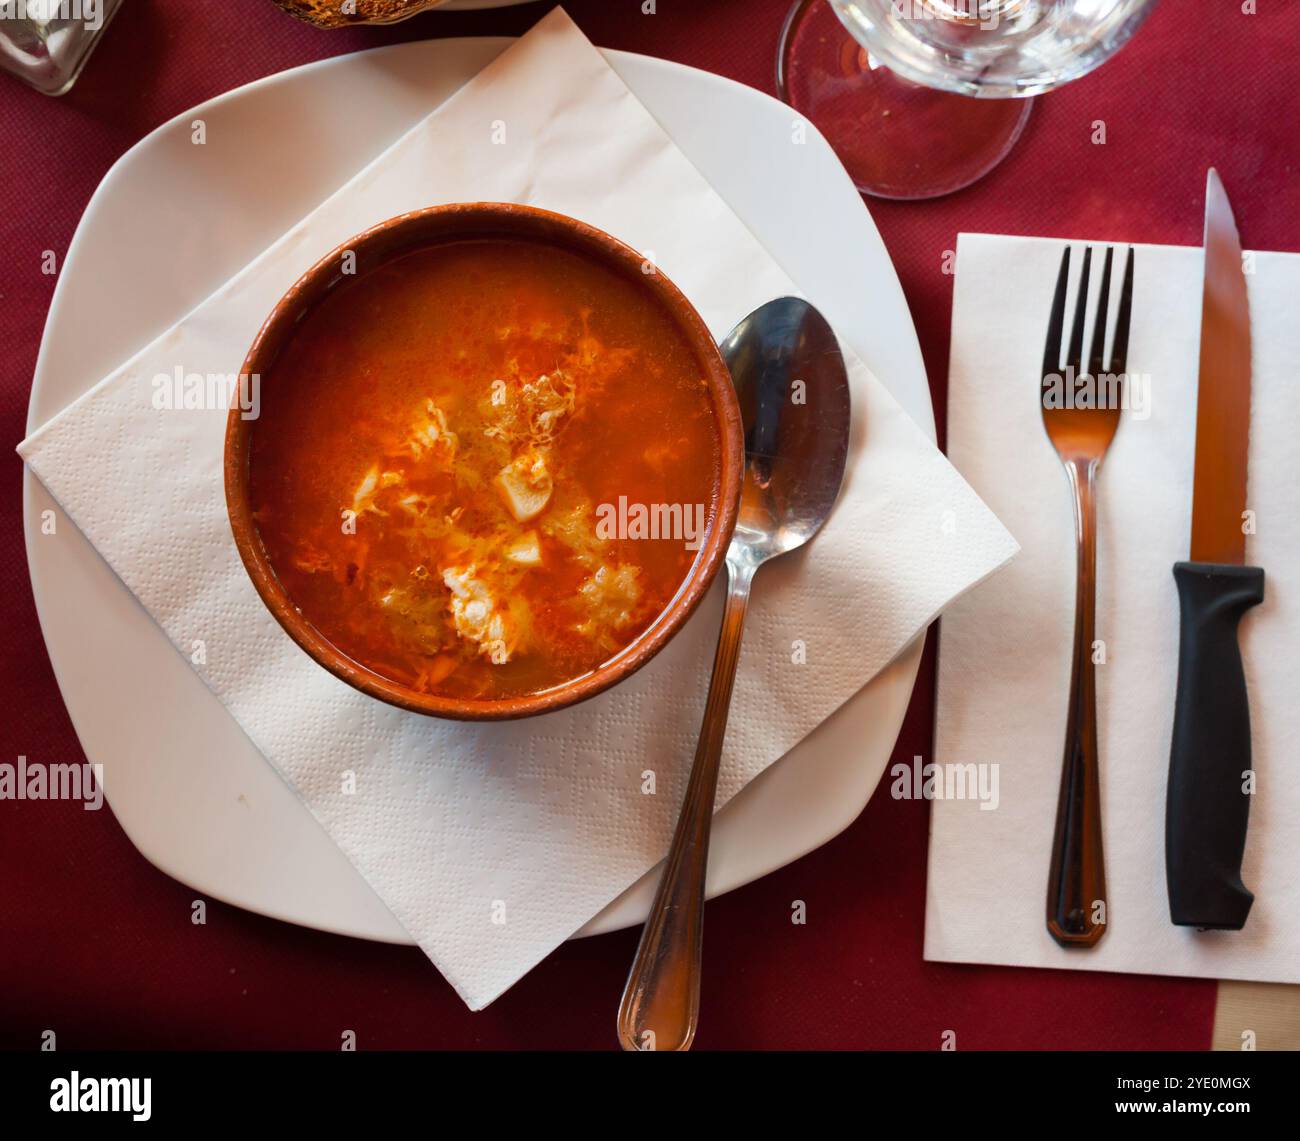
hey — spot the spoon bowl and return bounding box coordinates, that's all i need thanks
[721,296,852,564]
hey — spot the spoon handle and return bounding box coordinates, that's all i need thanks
[617,559,755,1051]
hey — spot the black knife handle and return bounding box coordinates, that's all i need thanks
[1166,561,1264,930]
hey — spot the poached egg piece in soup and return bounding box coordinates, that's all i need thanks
[247,237,722,702]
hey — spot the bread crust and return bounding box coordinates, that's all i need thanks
[270,0,448,28]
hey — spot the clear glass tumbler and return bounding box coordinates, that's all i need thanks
[0,0,125,96]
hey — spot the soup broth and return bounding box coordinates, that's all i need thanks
[248,238,722,701]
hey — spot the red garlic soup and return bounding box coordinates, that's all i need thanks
[247,237,723,701]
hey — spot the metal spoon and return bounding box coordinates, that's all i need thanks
[617,296,851,1051]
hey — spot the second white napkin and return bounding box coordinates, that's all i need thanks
[21,9,1017,1008]
[929,232,1300,984]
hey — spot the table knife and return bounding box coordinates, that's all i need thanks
[1166,169,1262,930]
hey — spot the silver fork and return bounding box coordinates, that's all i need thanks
[1040,245,1134,948]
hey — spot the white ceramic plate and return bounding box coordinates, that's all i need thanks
[23,38,931,943]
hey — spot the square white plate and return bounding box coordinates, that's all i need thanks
[23,37,931,942]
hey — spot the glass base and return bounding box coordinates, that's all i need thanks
[776,0,1033,201]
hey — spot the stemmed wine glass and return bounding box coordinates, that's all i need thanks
[777,0,1160,200]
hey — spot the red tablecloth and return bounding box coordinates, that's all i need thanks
[3,0,1295,1050]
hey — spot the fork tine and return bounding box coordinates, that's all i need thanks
[1067,246,1092,379]
[1042,247,1070,378]
[1089,247,1115,378]
[1109,246,1135,375]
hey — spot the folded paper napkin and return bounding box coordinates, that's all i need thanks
[929,232,1300,984]
[20,8,1016,1009]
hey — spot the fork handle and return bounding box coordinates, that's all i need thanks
[616,560,755,1051]
[1047,460,1108,947]
[1166,562,1263,929]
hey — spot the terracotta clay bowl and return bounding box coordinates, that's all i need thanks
[225,202,743,720]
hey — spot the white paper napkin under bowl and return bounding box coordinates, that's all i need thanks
[20,8,1017,1009]
[929,232,1300,985]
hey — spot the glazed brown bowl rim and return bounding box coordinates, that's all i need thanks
[225,202,743,721]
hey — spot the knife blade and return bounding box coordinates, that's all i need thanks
[1166,168,1263,930]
